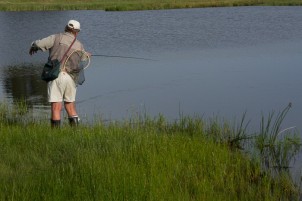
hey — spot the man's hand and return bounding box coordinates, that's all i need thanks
[29,46,38,55]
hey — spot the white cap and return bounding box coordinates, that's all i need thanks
[67,20,80,31]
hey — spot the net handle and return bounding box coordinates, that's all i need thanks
[83,52,91,69]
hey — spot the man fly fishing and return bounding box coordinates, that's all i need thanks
[29,20,88,128]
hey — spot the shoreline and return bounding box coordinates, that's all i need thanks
[0,1,301,11]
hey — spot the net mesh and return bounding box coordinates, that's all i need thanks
[64,50,90,85]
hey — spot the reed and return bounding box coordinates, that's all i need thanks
[0,0,302,11]
[255,103,301,176]
[0,102,300,200]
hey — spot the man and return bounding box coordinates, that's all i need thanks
[29,20,86,127]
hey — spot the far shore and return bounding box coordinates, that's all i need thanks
[0,0,301,11]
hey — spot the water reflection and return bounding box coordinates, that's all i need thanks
[0,64,47,106]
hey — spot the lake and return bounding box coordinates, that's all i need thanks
[0,6,302,134]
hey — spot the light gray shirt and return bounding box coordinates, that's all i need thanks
[32,32,84,63]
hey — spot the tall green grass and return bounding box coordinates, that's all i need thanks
[0,0,302,11]
[0,102,300,200]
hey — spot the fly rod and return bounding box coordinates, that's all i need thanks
[91,54,157,61]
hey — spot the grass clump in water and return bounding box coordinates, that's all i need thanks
[0,102,301,200]
[255,103,301,176]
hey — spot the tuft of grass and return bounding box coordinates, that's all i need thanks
[0,100,29,125]
[255,103,301,176]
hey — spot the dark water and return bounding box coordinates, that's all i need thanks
[0,7,302,131]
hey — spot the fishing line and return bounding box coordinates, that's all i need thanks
[91,54,157,61]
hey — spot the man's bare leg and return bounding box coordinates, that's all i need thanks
[64,101,79,126]
[51,102,62,127]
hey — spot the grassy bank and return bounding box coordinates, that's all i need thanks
[0,0,302,11]
[0,102,301,200]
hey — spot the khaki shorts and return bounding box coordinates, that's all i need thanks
[48,72,77,102]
